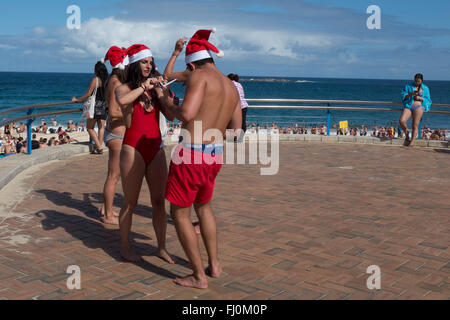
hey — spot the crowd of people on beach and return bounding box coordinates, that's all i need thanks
[0,119,82,155]
[163,121,448,140]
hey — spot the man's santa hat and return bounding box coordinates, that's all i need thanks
[101,46,129,70]
[127,44,153,64]
[185,28,224,64]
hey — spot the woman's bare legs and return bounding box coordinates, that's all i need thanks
[119,145,145,262]
[145,149,175,264]
[87,118,102,150]
[97,119,106,149]
[409,106,424,147]
[101,139,122,225]
[399,108,412,145]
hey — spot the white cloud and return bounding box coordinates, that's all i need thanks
[33,27,47,35]
[57,17,339,62]
[60,47,87,57]
[0,44,16,50]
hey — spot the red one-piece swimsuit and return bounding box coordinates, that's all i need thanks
[123,93,163,165]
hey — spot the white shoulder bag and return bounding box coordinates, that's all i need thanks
[82,77,98,119]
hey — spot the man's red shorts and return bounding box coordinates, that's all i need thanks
[165,144,223,207]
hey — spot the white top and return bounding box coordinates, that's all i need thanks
[232,81,249,109]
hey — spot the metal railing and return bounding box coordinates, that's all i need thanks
[245,99,450,137]
[1,99,449,155]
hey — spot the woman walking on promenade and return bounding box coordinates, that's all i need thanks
[99,46,129,225]
[399,73,432,147]
[115,44,175,263]
[227,73,248,136]
[72,62,109,154]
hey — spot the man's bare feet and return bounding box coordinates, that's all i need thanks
[173,274,208,289]
[206,264,222,278]
[157,248,175,264]
[101,215,119,225]
[120,249,143,263]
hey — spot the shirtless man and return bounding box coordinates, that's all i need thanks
[157,30,242,289]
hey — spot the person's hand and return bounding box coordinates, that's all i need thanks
[72,97,80,103]
[143,78,158,90]
[174,38,185,55]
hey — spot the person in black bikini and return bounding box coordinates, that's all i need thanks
[72,62,109,154]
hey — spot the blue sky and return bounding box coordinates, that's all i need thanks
[0,0,449,80]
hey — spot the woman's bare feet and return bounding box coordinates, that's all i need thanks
[404,131,411,146]
[157,248,175,264]
[120,249,143,263]
[173,274,208,289]
[192,221,201,235]
[101,215,119,225]
[100,206,119,217]
[206,264,222,278]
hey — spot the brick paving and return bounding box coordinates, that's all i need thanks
[0,142,449,300]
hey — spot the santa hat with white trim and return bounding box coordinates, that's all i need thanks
[127,44,153,64]
[101,46,129,70]
[185,28,224,64]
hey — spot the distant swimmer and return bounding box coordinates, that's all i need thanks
[399,73,432,147]
[115,44,175,264]
[157,29,242,289]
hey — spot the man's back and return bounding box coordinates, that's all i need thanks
[183,63,239,144]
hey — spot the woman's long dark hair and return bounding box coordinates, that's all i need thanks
[95,61,109,89]
[126,59,160,90]
[126,58,161,103]
[108,67,128,85]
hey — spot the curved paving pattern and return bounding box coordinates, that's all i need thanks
[0,142,449,300]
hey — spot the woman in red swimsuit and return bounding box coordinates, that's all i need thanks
[115,44,176,263]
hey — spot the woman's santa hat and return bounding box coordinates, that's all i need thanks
[185,28,224,64]
[101,46,129,70]
[127,44,153,64]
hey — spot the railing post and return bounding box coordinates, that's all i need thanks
[418,118,422,140]
[26,108,34,155]
[327,103,331,136]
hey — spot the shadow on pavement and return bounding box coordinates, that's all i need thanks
[434,149,450,154]
[35,189,174,225]
[33,189,191,277]
[35,209,185,280]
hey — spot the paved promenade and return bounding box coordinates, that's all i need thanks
[0,142,449,300]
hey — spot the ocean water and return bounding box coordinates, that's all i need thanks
[1,72,449,130]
